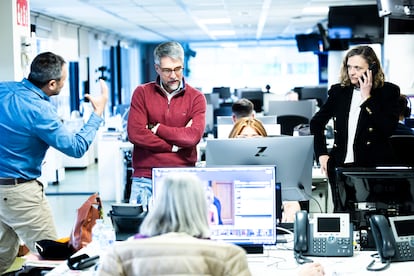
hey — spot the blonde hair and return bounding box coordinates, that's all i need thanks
[228,118,267,138]
[139,173,210,238]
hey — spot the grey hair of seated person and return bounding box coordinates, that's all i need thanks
[139,173,210,238]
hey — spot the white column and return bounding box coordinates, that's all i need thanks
[0,0,31,81]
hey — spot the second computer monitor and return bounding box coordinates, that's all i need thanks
[152,166,278,248]
[267,100,316,121]
[216,115,280,138]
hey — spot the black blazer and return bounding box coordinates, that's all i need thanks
[310,82,400,167]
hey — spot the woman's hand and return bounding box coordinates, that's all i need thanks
[298,262,325,276]
[319,155,329,177]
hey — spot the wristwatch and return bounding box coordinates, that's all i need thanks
[148,122,159,134]
[148,123,157,130]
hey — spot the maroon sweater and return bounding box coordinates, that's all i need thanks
[127,78,206,178]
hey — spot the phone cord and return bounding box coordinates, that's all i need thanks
[366,258,391,271]
[294,251,313,265]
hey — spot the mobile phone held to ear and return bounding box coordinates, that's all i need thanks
[361,63,378,82]
[369,63,378,76]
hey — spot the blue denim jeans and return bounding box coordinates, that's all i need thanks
[129,177,152,210]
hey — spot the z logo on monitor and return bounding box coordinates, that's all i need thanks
[255,146,267,157]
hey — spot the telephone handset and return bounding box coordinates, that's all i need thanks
[294,210,309,252]
[369,214,414,263]
[369,215,396,262]
[293,211,353,264]
[294,210,312,264]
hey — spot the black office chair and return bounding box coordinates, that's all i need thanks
[108,204,147,240]
[389,135,414,166]
[277,115,309,136]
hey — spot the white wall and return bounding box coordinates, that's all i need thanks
[383,18,414,95]
[0,0,31,81]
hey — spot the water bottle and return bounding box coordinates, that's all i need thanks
[100,223,116,250]
[91,219,104,250]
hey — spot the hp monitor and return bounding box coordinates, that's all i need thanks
[205,136,314,201]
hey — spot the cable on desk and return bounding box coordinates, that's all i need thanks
[366,253,391,271]
[298,183,323,213]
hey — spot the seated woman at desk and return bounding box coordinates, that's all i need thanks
[97,173,324,276]
[229,117,302,223]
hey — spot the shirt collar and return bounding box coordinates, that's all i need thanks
[157,76,184,93]
[21,78,50,101]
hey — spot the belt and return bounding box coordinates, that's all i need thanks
[0,178,33,185]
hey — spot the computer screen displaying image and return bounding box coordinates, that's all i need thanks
[152,166,277,247]
[205,136,314,201]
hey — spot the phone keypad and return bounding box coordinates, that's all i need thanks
[312,237,352,255]
[312,238,327,253]
[396,242,414,260]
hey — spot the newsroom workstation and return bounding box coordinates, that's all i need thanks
[2,0,414,275]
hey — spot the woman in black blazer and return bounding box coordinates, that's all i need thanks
[310,45,400,212]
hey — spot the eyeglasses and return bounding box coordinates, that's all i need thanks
[159,66,184,76]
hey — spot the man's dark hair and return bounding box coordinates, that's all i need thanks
[28,52,66,88]
[232,98,254,119]
[398,94,411,118]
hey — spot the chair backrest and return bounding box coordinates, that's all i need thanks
[277,115,309,136]
[389,135,414,166]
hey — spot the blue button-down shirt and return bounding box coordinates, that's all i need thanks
[0,78,103,179]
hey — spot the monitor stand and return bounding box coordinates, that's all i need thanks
[238,244,264,254]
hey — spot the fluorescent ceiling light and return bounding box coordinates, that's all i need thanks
[219,42,239,48]
[209,30,236,36]
[198,18,232,25]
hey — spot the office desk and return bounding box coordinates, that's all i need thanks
[45,243,414,276]
[248,247,413,275]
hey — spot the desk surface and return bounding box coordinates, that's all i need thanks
[45,243,414,276]
[248,247,414,275]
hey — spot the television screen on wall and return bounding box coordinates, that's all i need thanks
[328,5,384,44]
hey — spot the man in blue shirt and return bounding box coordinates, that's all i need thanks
[0,52,108,273]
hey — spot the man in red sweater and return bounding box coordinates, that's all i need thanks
[127,41,206,209]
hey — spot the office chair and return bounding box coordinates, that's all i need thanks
[108,204,147,241]
[277,115,309,136]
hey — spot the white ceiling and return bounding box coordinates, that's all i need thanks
[29,0,378,43]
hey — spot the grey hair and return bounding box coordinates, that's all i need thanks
[139,173,210,238]
[28,52,66,88]
[153,41,184,65]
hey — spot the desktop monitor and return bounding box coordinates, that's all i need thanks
[263,93,284,114]
[152,166,278,251]
[205,136,314,201]
[216,115,280,138]
[335,167,414,230]
[212,87,231,100]
[294,86,328,107]
[240,91,264,113]
[267,100,316,121]
[204,93,220,109]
